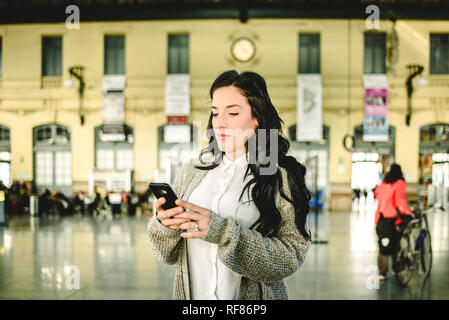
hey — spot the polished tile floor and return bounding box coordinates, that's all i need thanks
[0,206,448,300]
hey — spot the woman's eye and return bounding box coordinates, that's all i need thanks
[212,113,218,117]
[229,113,239,116]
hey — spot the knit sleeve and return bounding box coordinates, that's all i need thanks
[202,167,311,284]
[146,159,193,265]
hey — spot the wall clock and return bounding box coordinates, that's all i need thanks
[231,37,256,63]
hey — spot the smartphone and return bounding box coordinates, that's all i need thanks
[149,183,179,210]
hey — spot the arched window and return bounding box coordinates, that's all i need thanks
[33,124,72,195]
[0,125,11,187]
[94,124,134,170]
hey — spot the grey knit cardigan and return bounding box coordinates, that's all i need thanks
[147,158,310,300]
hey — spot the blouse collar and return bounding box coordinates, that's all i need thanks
[222,153,248,169]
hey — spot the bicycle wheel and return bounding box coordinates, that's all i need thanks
[420,230,432,277]
[395,232,413,287]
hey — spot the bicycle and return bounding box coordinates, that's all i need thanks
[394,205,433,287]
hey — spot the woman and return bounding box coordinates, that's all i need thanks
[374,163,413,280]
[147,70,311,300]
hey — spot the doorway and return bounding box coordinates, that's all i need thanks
[351,124,395,214]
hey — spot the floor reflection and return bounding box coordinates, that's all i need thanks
[0,210,448,300]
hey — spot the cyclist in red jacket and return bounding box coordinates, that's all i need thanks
[374,163,414,280]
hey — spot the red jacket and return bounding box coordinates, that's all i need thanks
[374,179,412,225]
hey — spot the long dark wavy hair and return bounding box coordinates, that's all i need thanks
[384,163,405,184]
[195,70,311,241]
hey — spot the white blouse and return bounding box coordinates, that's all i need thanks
[186,153,260,300]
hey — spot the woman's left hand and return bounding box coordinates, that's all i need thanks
[174,199,212,239]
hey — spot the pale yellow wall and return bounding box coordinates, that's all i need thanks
[0,18,448,194]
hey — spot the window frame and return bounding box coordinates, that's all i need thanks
[364,32,387,74]
[33,123,72,195]
[104,35,126,75]
[298,33,321,74]
[94,124,134,170]
[42,36,63,77]
[168,34,189,74]
[430,33,449,75]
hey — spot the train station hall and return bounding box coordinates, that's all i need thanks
[0,0,449,302]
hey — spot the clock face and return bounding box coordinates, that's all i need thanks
[231,37,256,62]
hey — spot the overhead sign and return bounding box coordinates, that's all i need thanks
[102,75,126,93]
[102,92,125,125]
[297,74,323,141]
[165,74,190,119]
[164,124,191,143]
[363,75,389,142]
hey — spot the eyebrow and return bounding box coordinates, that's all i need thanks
[211,104,243,109]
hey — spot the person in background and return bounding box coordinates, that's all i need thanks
[38,188,52,216]
[8,180,20,215]
[374,163,414,281]
[0,181,11,216]
[51,190,71,215]
[73,191,86,215]
[127,189,139,216]
[19,182,30,214]
[87,188,101,216]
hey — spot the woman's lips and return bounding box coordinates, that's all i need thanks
[218,134,231,140]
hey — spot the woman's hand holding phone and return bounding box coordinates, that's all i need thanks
[173,199,212,239]
[154,197,212,238]
[154,197,191,230]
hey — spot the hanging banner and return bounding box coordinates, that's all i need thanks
[297,74,323,141]
[102,75,126,125]
[102,75,126,141]
[164,124,191,143]
[165,74,190,123]
[363,75,389,142]
[102,75,126,93]
[102,92,125,125]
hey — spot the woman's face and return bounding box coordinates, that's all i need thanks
[211,86,259,158]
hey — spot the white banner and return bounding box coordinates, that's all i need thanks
[102,75,126,127]
[363,74,388,89]
[102,92,125,125]
[165,74,190,116]
[102,75,126,93]
[297,74,323,141]
[164,124,191,143]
